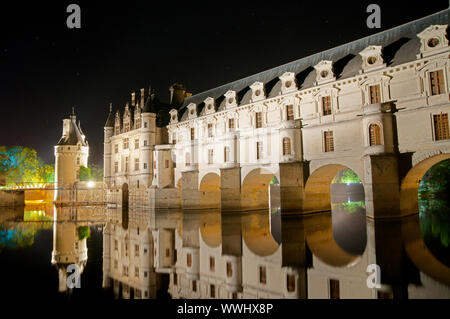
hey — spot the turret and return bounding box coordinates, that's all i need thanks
[54,109,89,199]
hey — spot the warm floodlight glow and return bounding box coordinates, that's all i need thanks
[87,181,95,188]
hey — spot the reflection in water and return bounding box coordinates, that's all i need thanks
[418,159,450,268]
[331,183,367,256]
[0,185,449,299]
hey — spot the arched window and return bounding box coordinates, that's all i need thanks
[282,137,291,155]
[185,152,190,167]
[369,124,382,146]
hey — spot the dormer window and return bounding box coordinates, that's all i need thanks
[417,25,448,58]
[204,97,215,115]
[224,90,237,108]
[279,72,297,94]
[313,60,335,85]
[359,46,385,73]
[169,109,178,124]
[250,82,265,102]
[187,103,197,119]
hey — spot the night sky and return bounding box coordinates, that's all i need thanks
[1,1,449,166]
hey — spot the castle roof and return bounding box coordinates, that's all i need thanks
[176,9,449,122]
[57,114,88,146]
[104,104,115,127]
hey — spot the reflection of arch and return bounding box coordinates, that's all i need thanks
[241,168,276,210]
[400,154,450,215]
[304,164,364,212]
[402,215,450,286]
[305,213,363,267]
[242,212,280,256]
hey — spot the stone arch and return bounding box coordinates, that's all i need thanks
[241,167,277,211]
[400,153,450,215]
[304,163,364,212]
[199,172,221,209]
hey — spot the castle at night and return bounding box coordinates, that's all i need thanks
[99,10,450,219]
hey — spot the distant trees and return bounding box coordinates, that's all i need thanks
[0,146,54,186]
[332,168,361,184]
[79,164,103,182]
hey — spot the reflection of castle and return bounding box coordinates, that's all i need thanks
[102,208,180,299]
[50,206,105,293]
[51,206,88,293]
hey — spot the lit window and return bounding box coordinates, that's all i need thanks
[255,112,262,128]
[369,85,381,104]
[185,152,190,167]
[287,274,295,292]
[226,262,232,277]
[209,256,215,272]
[369,124,382,146]
[224,147,230,163]
[429,70,445,95]
[324,131,334,152]
[187,253,192,267]
[191,127,195,140]
[123,138,129,149]
[144,122,148,128]
[322,96,331,115]
[143,163,147,169]
[210,284,215,298]
[114,161,118,173]
[329,279,340,299]
[286,104,294,120]
[125,157,129,172]
[192,280,197,292]
[135,139,139,149]
[259,266,266,284]
[229,118,235,131]
[134,158,139,171]
[434,113,450,140]
[135,244,139,257]
[283,137,291,155]
[208,124,213,137]
[208,149,214,164]
[256,142,263,160]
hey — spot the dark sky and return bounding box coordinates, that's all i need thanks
[1,1,449,166]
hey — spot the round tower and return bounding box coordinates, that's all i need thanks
[54,109,89,201]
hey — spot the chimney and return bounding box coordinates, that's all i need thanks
[131,92,136,107]
[140,88,147,108]
[169,83,188,108]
